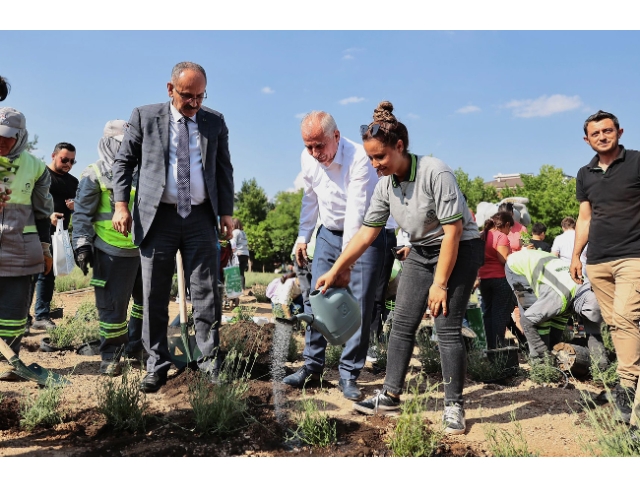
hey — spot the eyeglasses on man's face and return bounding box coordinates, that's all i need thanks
[173,88,207,103]
[59,157,76,165]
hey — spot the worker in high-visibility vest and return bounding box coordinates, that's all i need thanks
[505,248,601,360]
[72,120,143,376]
[0,107,54,380]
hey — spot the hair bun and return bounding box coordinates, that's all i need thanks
[373,101,396,124]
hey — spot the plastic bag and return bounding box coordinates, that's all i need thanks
[223,255,243,299]
[52,219,76,276]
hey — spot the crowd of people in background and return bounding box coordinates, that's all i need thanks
[1,67,638,436]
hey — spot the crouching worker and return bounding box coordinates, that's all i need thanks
[72,120,144,376]
[505,248,601,360]
[0,108,54,380]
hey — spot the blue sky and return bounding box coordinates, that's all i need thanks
[4,29,640,199]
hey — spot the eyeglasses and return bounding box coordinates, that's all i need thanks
[59,157,76,165]
[173,88,207,103]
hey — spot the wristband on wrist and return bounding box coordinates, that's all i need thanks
[435,284,448,291]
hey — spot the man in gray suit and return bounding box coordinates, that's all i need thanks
[112,61,234,393]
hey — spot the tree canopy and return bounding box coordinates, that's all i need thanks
[246,189,303,265]
[233,178,272,227]
[457,165,579,241]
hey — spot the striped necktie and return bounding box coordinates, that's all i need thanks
[176,116,191,218]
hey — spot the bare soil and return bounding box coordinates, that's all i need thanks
[0,288,608,457]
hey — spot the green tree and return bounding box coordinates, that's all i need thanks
[517,165,579,240]
[233,178,272,227]
[454,168,499,211]
[246,189,303,267]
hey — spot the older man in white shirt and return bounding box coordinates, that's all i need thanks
[284,111,386,401]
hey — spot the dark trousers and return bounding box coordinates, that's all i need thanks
[30,265,55,321]
[479,277,513,349]
[0,275,33,355]
[140,203,220,376]
[370,229,397,343]
[383,239,484,405]
[93,248,144,360]
[303,225,386,381]
[238,254,249,289]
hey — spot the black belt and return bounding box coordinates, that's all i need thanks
[322,226,344,236]
[158,201,209,209]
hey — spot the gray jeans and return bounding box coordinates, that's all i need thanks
[383,239,484,405]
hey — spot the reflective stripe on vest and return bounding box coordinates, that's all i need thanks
[90,164,137,249]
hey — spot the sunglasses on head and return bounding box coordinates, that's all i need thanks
[59,157,76,165]
[360,123,393,137]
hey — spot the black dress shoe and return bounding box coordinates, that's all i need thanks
[282,366,320,388]
[338,378,364,401]
[139,372,167,393]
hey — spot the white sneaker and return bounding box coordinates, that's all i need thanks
[443,403,466,435]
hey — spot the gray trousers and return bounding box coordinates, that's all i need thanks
[505,265,565,358]
[303,225,386,381]
[0,275,33,356]
[93,248,143,361]
[384,239,484,404]
[140,203,220,376]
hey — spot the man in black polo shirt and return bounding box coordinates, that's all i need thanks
[571,110,640,426]
[30,142,79,330]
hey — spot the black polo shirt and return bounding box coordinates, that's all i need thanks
[47,167,79,234]
[576,146,640,264]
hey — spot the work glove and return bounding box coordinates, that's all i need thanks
[74,245,93,276]
[42,242,53,276]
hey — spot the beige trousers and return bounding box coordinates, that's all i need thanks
[588,258,640,424]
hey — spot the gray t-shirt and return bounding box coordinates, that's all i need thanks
[363,154,479,246]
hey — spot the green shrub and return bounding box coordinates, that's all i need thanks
[54,266,92,292]
[252,283,270,303]
[601,323,615,353]
[74,300,100,323]
[234,305,256,323]
[484,410,538,457]
[528,354,563,385]
[188,370,249,435]
[20,376,66,431]
[577,388,640,456]
[288,392,337,447]
[97,365,148,433]
[387,378,442,457]
[590,356,618,388]
[324,344,343,369]
[467,349,511,382]
[416,328,442,374]
[369,331,389,371]
[47,315,100,348]
[187,347,255,435]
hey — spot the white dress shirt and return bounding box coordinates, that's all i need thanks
[551,229,575,263]
[296,136,378,251]
[161,104,208,205]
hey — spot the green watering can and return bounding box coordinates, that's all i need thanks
[277,287,361,346]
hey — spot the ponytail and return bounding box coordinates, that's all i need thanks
[482,219,495,241]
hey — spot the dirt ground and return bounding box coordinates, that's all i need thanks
[0,288,612,457]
